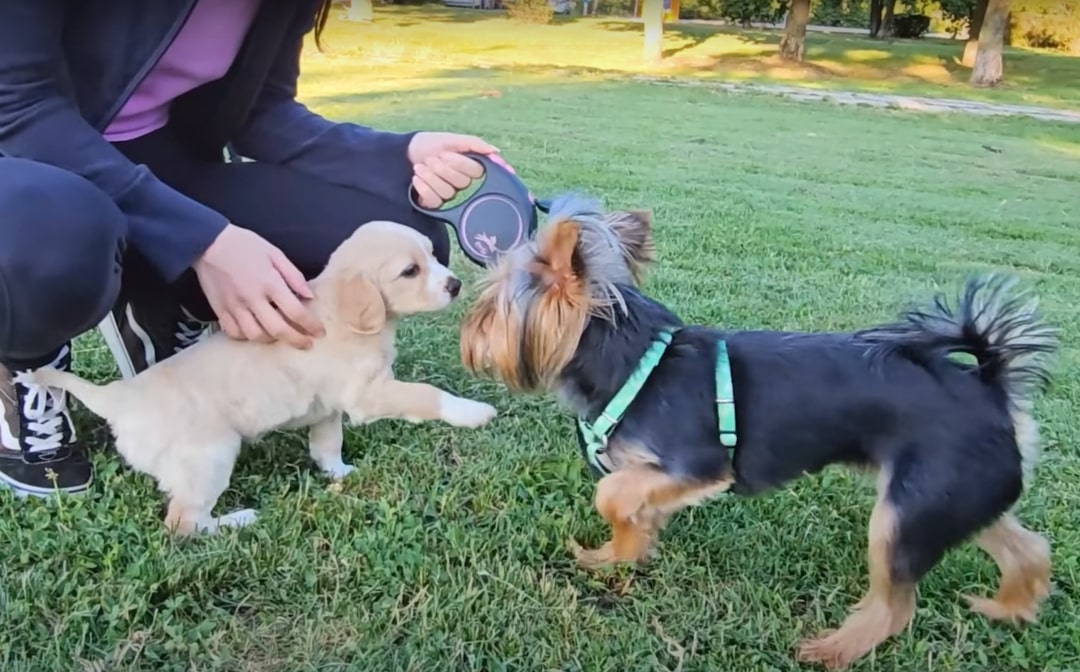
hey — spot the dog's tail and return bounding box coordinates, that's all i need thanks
[857,273,1060,407]
[18,368,126,421]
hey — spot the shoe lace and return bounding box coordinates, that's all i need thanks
[19,346,71,454]
[175,306,210,352]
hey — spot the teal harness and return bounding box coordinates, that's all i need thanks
[576,328,738,476]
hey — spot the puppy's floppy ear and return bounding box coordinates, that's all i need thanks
[609,209,655,281]
[336,272,386,335]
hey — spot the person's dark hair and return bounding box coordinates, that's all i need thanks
[313,0,332,51]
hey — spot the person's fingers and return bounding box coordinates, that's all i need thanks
[412,175,443,209]
[252,298,311,349]
[269,250,314,300]
[432,152,484,183]
[269,279,323,340]
[423,159,473,191]
[414,164,456,202]
[217,311,243,341]
[441,134,499,155]
[235,308,273,344]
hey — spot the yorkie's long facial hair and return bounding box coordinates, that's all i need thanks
[460,194,656,397]
[458,195,1059,671]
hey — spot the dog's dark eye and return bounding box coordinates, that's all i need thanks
[400,264,420,278]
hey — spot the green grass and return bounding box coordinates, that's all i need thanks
[4,15,1080,672]
[297,5,1080,111]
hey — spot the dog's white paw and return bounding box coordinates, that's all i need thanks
[439,393,497,428]
[322,461,357,481]
[217,508,259,529]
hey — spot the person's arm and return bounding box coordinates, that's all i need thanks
[0,1,228,283]
[229,7,417,204]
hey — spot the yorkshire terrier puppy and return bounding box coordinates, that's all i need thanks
[459,195,1059,670]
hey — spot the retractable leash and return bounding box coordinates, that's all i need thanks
[409,152,547,267]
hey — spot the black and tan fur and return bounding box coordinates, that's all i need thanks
[459,194,1059,670]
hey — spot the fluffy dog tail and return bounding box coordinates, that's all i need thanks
[17,368,126,421]
[858,273,1060,407]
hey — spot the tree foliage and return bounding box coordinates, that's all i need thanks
[717,0,784,25]
[1009,1,1080,53]
[937,0,975,25]
[506,0,554,23]
[812,0,871,28]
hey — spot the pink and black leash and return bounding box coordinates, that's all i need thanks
[410,152,550,267]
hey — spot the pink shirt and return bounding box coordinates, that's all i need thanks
[104,0,263,142]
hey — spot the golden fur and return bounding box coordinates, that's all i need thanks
[21,221,497,534]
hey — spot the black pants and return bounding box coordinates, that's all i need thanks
[0,126,449,366]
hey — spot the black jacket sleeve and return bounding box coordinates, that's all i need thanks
[230,5,418,204]
[0,1,228,283]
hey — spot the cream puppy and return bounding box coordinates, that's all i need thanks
[20,221,497,534]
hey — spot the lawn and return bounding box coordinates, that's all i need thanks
[296,5,1080,111]
[4,13,1080,672]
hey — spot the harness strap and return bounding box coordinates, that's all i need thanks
[578,331,738,476]
[578,329,673,473]
[715,340,737,447]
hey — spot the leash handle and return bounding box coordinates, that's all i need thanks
[409,152,539,267]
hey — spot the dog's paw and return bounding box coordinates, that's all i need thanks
[439,393,497,428]
[217,508,259,530]
[796,630,851,670]
[963,594,1042,624]
[322,461,357,481]
[568,538,620,570]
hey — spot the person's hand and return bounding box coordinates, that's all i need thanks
[193,224,325,349]
[407,131,502,209]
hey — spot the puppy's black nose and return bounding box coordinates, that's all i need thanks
[447,277,462,297]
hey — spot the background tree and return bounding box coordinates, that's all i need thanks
[937,0,986,65]
[779,0,810,61]
[970,0,1011,86]
[642,0,665,62]
[343,0,373,22]
[869,0,883,36]
[877,0,897,38]
[963,0,988,66]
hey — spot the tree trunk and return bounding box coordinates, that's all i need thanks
[642,0,664,63]
[343,0,373,21]
[779,0,810,61]
[869,0,883,37]
[877,0,897,38]
[970,0,1010,86]
[962,0,989,67]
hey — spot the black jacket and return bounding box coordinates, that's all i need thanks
[0,0,417,282]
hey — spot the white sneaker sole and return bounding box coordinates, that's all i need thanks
[0,468,92,498]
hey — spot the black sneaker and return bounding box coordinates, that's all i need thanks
[100,297,213,378]
[0,345,93,496]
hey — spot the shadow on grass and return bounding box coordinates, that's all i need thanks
[321,6,1080,108]
[302,63,626,111]
[374,4,584,26]
[366,5,501,26]
[596,15,777,57]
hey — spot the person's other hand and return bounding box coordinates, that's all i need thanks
[407,132,503,209]
[193,224,325,349]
